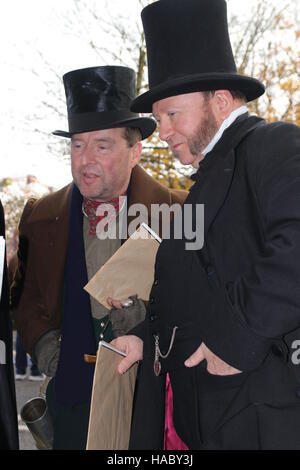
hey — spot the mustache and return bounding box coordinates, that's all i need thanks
[82,166,103,177]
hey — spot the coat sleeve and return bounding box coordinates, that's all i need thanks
[200,122,300,371]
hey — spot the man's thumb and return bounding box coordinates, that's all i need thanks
[118,355,135,374]
[184,345,205,368]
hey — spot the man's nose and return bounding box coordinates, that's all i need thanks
[81,145,95,164]
[158,119,174,142]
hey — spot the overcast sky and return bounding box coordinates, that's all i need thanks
[0,0,295,188]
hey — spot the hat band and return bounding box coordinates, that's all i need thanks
[68,110,141,134]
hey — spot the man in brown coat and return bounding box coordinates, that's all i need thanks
[11,66,186,449]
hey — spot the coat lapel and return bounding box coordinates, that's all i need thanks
[188,114,265,239]
[189,149,236,238]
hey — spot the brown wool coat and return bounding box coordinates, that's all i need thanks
[11,165,186,356]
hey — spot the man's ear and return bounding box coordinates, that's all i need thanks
[212,90,234,123]
[130,141,142,168]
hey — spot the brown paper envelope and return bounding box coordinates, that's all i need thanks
[84,224,160,309]
[86,342,138,450]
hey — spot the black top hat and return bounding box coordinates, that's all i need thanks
[131,0,265,112]
[53,66,156,139]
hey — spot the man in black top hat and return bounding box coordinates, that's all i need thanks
[11,65,186,449]
[114,0,300,450]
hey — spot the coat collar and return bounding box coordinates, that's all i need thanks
[207,112,265,158]
[188,114,265,238]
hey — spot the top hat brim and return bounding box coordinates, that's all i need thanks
[53,114,156,140]
[131,73,265,113]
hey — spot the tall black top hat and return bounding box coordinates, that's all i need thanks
[131,0,265,112]
[53,66,156,139]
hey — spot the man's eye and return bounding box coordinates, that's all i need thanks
[72,142,82,149]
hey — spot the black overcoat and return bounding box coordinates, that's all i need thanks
[0,201,19,449]
[130,114,300,450]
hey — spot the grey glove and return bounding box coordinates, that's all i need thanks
[109,296,146,337]
[34,329,61,377]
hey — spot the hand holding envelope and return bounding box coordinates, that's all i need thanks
[84,223,161,309]
[107,297,134,310]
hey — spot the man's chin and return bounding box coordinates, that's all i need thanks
[173,150,198,167]
[78,184,102,199]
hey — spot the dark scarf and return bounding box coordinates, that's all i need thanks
[55,183,97,405]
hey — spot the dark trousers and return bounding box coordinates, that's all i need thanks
[170,361,249,449]
[46,378,90,450]
[15,334,40,375]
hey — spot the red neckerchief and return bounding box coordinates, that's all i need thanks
[82,196,121,236]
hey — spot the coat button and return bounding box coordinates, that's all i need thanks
[100,322,105,328]
[154,279,159,286]
[150,297,155,304]
[100,333,104,339]
[150,314,157,322]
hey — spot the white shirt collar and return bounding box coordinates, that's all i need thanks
[202,105,248,157]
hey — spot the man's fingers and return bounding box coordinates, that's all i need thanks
[112,335,143,374]
[118,355,136,374]
[107,297,133,309]
[107,297,122,309]
[184,344,205,368]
